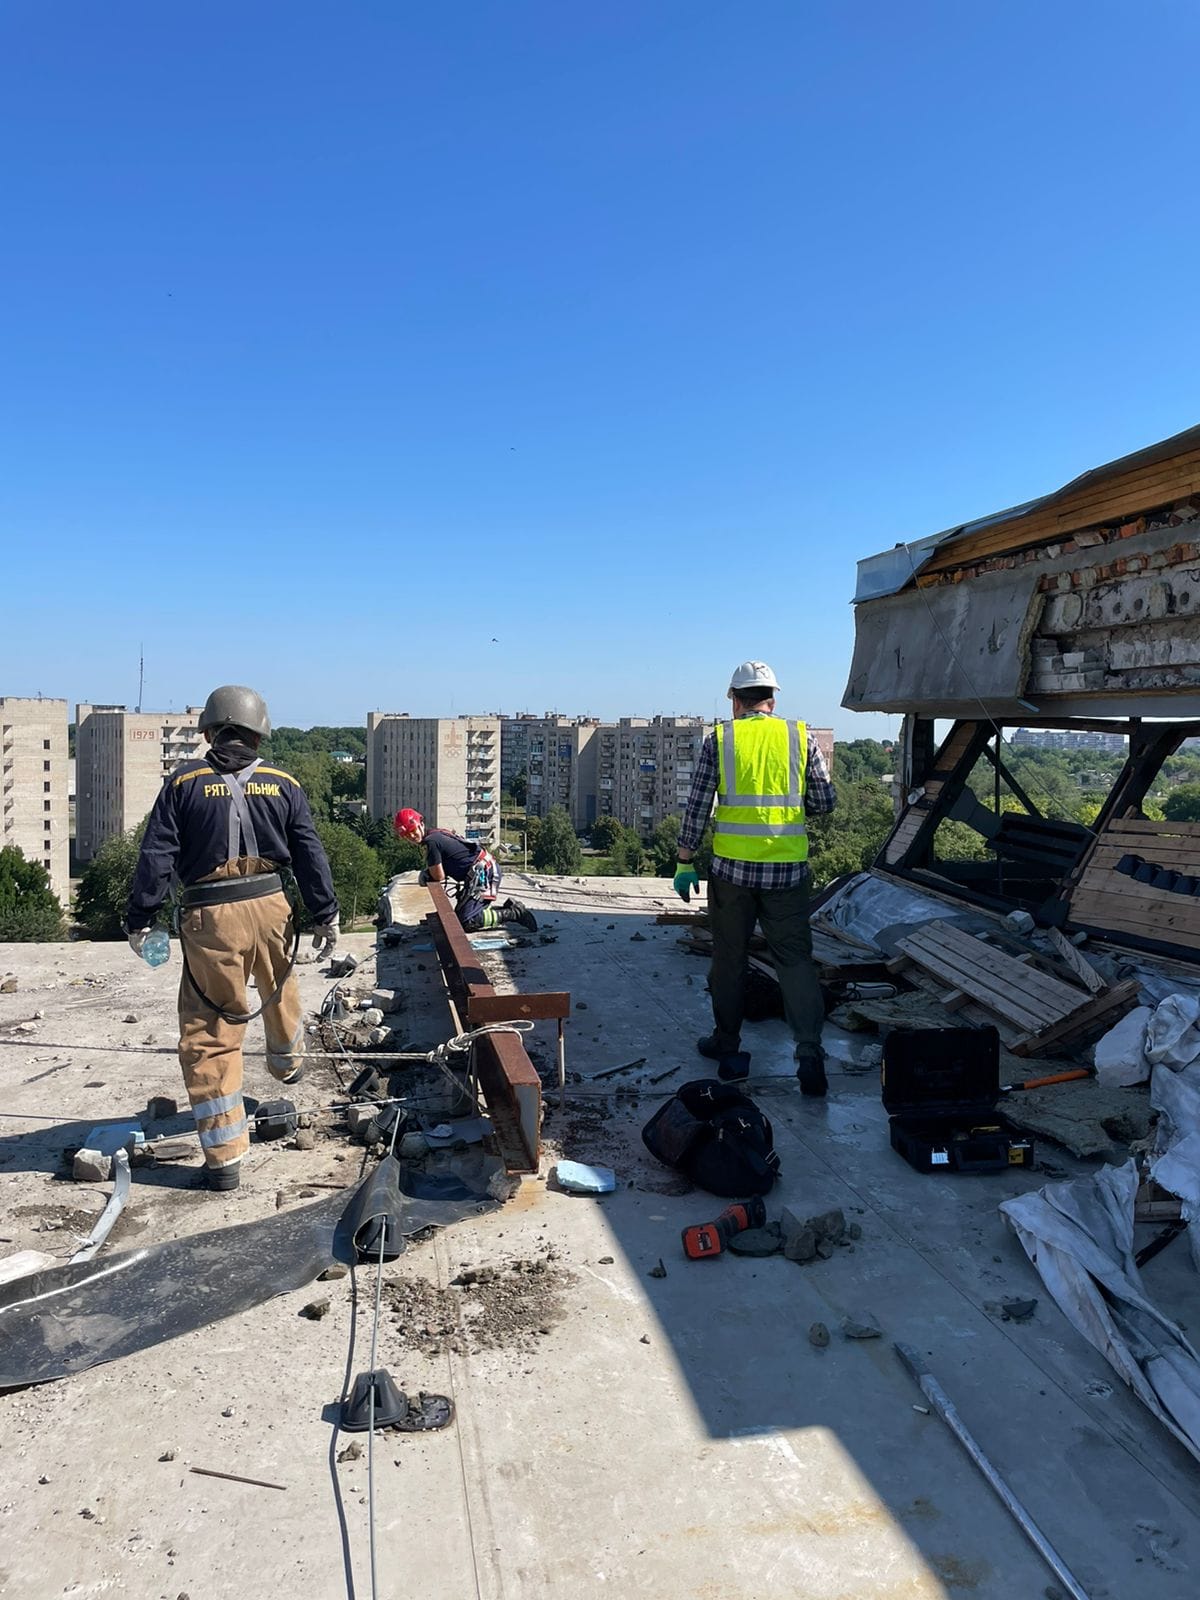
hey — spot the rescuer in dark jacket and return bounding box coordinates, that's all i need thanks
[126,685,338,1190]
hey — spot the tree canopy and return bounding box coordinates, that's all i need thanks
[75,824,149,940]
[531,806,582,873]
[0,847,65,941]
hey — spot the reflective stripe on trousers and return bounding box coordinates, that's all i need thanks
[177,861,304,1170]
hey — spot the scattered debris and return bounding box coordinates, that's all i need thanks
[318,1264,349,1281]
[639,1333,651,1344]
[300,1298,331,1320]
[554,1160,617,1195]
[387,1251,574,1353]
[597,1255,615,1265]
[809,1322,830,1348]
[159,1450,177,1462]
[72,1148,111,1183]
[189,1466,287,1492]
[782,1206,845,1263]
[648,1259,667,1279]
[728,1222,783,1257]
[337,1441,363,1464]
[842,1316,882,1340]
[0,975,17,993]
[123,1013,140,1024]
[145,1096,178,1120]
[294,1129,317,1151]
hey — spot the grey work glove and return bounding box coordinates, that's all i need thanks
[311,920,339,961]
[127,928,150,958]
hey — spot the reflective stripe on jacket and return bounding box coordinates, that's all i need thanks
[713,716,808,864]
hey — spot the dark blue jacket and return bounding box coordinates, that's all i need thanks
[126,759,339,929]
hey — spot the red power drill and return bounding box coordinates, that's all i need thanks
[681,1197,767,1260]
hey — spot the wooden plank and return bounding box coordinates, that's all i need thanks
[895,934,1053,1033]
[1069,893,1200,949]
[1090,840,1200,867]
[917,453,1200,573]
[1070,876,1200,931]
[1011,980,1141,1057]
[899,966,1022,1046]
[466,991,571,1023]
[908,922,1086,1016]
[1045,928,1106,995]
[1099,819,1200,840]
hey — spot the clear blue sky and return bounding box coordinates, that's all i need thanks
[2,3,1198,739]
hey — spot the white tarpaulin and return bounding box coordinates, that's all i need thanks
[1001,1161,1200,1464]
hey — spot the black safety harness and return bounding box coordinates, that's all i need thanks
[177,758,301,1025]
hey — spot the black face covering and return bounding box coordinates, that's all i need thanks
[207,728,261,773]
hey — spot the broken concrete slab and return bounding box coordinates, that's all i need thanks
[72,1148,110,1183]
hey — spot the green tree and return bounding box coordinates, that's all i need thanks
[1163,783,1200,823]
[649,814,681,876]
[531,806,582,873]
[287,752,335,822]
[806,779,895,890]
[609,824,649,875]
[267,726,367,761]
[834,739,892,784]
[0,847,65,941]
[331,761,366,802]
[347,815,425,878]
[315,820,386,927]
[589,815,624,853]
[75,824,149,939]
[509,769,528,807]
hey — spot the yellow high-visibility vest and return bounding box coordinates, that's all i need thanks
[713,716,808,864]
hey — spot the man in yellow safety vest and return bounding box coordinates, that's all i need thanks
[674,661,836,1094]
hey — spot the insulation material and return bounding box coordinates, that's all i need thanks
[1001,1162,1200,1465]
[818,872,994,955]
[843,566,1044,716]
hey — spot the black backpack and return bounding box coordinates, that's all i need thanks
[641,1078,781,1197]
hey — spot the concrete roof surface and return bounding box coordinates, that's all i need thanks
[2,876,1198,1598]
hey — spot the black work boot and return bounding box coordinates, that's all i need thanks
[795,1050,829,1098]
[696,1033,725,1061]
[500,899,538,932]
[203,1163,242,1192]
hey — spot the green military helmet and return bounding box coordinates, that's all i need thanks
[198,685,271,739]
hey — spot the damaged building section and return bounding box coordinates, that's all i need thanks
[817,420,1200,1501]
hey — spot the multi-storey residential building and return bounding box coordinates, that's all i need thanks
[514,716,602,828]
[75,705,206,861]
[366,714,500,845]
[0,697,70,901]
[595,716,707,837]
[499,714,538,795]
[594,717,836,838]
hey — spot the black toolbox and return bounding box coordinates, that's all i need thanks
[881,1026,1034,1174]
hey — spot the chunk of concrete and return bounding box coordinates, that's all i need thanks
[370,988,403,1014]
[146,1096,178,1121]
[73,1148,111,1182]
[0,975,17,993]
[346,1104,378,1136]
[361,1008,385,1027]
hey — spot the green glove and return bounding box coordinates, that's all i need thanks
[673,862,701,903]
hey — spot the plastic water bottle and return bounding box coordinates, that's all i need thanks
[142,928,171,968]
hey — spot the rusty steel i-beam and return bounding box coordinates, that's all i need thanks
[424,883,568,1172]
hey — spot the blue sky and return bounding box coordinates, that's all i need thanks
[2,3,1199,739]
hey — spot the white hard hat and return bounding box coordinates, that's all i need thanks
[728,660,780,696]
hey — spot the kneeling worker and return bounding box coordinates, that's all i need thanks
[674,660,836,1095]
[393,809,537,932]
[126,685,339,1191]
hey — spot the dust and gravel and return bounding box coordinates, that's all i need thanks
[545,1099,694,1197]
[384,1248,576,1356]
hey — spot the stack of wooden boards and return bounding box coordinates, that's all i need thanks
[1067,817,1200,956]
[888,920,1139,1057]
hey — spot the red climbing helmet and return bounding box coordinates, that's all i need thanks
[394,808,425,841]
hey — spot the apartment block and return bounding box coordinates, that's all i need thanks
[595,717,707,837]
[75,705,206,862]
[511,716,602,828]
[366,714,500,845]
[0,697,70,901]
[594,718,836,838]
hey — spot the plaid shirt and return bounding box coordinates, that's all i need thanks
[678,716,836,890]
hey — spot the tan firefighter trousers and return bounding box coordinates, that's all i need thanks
[177,859,305,1171]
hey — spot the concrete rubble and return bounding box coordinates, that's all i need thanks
[2,875,1200,1599]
